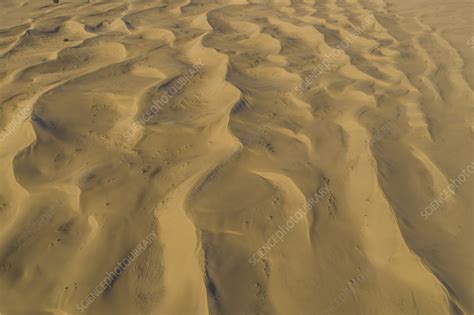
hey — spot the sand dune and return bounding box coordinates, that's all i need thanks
[0,0,472,314]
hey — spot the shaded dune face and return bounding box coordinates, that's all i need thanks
[0,0,472,315]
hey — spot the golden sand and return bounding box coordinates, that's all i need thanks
[0,0,472,314]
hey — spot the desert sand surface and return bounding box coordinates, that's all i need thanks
[0,0,472,314]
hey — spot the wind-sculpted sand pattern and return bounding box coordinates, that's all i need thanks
[0,0,472,314]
